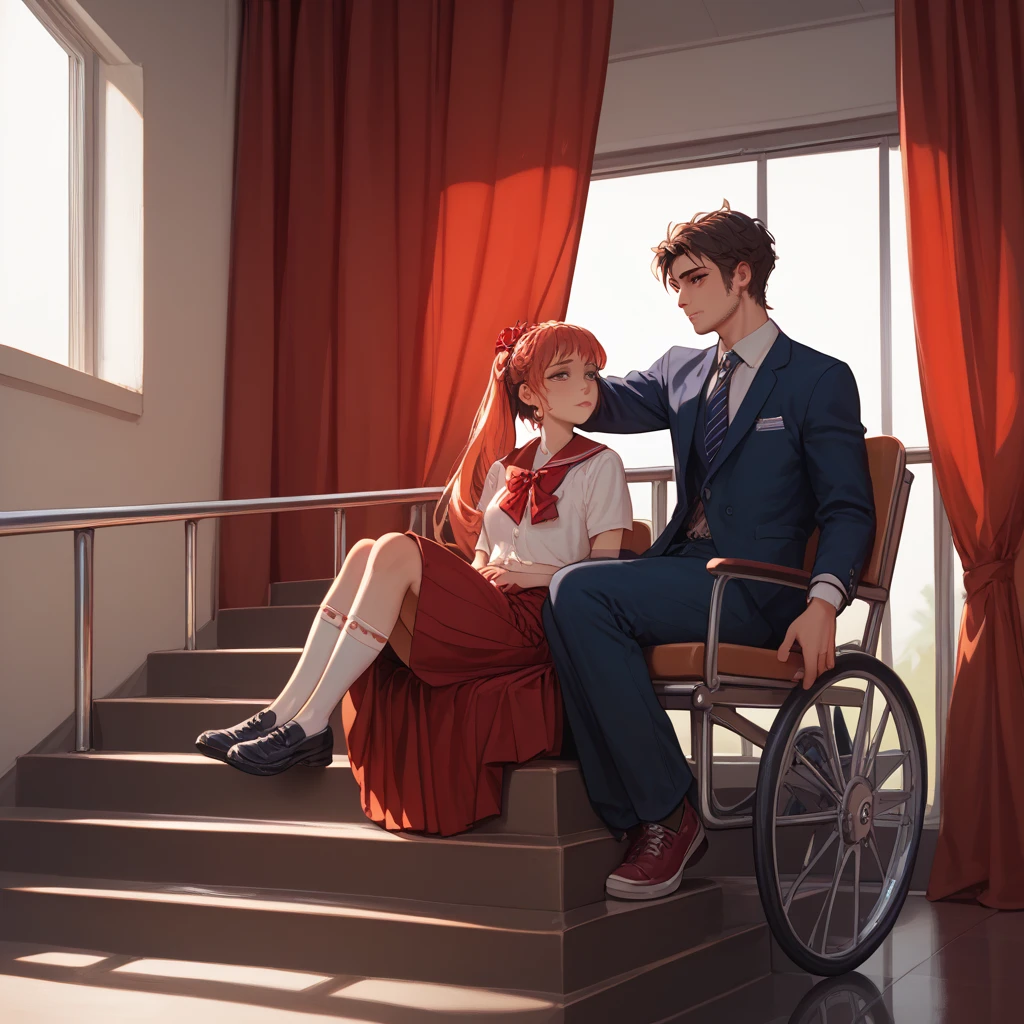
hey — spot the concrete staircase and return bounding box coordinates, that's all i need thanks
[0,576,782,1022]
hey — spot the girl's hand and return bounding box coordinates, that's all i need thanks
[496,572,552,591]
[478,565,508,584]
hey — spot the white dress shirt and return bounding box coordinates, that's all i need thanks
[686,318,848,611]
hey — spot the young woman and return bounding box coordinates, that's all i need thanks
[195,321,633,836]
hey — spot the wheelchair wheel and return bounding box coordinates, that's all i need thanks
[753,651,926,976]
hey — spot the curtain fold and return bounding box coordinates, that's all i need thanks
[219,0,613,610]
[896,0,1024,908]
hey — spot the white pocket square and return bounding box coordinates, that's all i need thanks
[755,416,785,432]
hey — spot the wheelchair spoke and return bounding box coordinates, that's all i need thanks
[875,790,912,814]
[850,843,862,950]
[812,843,853,954]
[863,704,892,786]
[793,749,844,805]
[851,683,875,778]
[872,816,906,828]
[866,830,887,882]
[875,750,909,788]
[777,810,839,826]
[784,827,839,912]
[817,700,847,790]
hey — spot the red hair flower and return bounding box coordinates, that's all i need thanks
[494,320,532,355]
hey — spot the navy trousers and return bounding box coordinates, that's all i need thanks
[542,539,777,833]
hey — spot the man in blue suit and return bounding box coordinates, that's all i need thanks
[542,202,875,901]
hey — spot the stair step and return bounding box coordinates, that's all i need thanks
[93,698,347,755]
[0,808,624,913]
[562,921,769,1022]
[0,871,734,997]
[270,579,333,606]
[147,650,300,699]
[14,752,605,837]
[217,606,318,649]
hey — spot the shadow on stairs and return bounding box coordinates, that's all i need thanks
[0,576,784,1023]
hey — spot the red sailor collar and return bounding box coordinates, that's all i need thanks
[498,434,608,526]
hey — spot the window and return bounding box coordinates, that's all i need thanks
[560,137,956,817]
[0,0,143,413]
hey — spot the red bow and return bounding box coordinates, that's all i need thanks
[499,466,559,525]
[496,436,609,526]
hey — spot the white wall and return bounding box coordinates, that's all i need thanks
[597,9,896,154]
[0,0,240,776]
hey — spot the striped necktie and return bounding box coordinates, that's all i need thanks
[704,350,741,461]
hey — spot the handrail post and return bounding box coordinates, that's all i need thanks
[185,519,198,651]
[651,479,668,539]
[334,508,347,577]
[74,528,94,752]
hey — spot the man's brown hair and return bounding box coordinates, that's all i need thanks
[651,200,778,309]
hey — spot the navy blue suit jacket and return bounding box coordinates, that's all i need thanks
[583,330,876,639]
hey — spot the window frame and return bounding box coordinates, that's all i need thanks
[0,0,142,417]
[583,118,956,825]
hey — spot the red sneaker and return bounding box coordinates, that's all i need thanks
[605,799,708,900]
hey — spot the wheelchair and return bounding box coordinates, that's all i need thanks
[636,436,926,976]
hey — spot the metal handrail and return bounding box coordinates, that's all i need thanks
[0,447,937,757]
[0,464,675,538]
[0,465,677,752]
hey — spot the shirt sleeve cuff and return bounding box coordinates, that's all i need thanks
[807,575,847,610]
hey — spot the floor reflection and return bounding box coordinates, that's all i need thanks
[785,973,889,1023]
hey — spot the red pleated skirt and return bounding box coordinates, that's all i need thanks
[340,534,563,836]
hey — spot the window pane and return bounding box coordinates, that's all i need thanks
[537,161,758,523]
[767,148,882,436]
[889,462,938,810]
[890,147,928,447]
[100,78,144,391]
[0,0,70,364]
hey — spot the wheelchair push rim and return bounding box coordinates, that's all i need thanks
[753,651,927,976]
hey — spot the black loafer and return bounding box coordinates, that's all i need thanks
[196,709,278,763]
[226,721,334,776]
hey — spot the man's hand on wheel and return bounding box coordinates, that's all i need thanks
[777,598,838,689]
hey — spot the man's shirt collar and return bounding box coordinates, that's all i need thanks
[717,318,779,370]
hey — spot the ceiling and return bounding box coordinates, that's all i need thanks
[609,0,895,59]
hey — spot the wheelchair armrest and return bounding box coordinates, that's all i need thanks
[701,558,811,691]
[708,558,889,604]
[706,557,811,591]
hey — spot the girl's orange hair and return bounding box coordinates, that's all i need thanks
[434,321,607,555]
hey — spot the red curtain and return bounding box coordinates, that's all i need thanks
[219,0,613,609]
[897,0,1024,908]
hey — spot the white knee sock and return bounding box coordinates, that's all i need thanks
[290,612,389,735]
[264,603,347,724]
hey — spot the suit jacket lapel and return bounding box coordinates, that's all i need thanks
[702,331,791,487]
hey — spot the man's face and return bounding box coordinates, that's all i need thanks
[666,252,744,337]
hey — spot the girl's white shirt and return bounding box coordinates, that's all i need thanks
[475,444,633,569]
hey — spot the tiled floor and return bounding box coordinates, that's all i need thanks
[0,895,1021,1022]
[675,893,1024,1023]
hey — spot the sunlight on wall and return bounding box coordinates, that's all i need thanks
[0,0,70,364]
[100,77,144,391]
